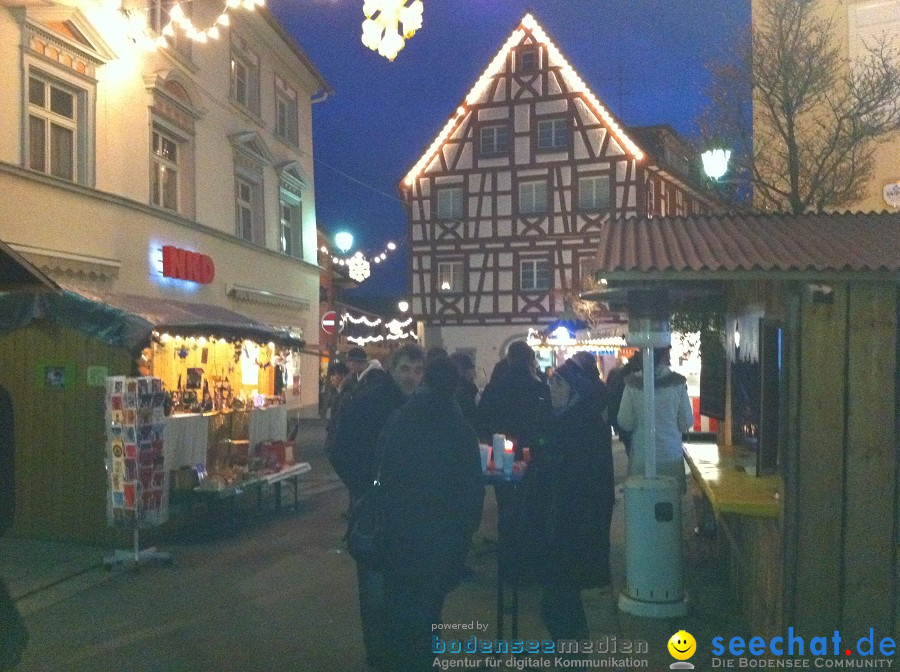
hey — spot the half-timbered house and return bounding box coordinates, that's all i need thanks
[399,13,721,380]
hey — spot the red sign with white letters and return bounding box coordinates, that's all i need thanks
[162,245,215,284]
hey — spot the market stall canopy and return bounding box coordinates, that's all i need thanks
[587,211,900,282]
[0,288,305,352]
[0,239,59,292]
[581,211,900,304]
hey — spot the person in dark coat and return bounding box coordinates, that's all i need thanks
[328,344,425,672]
[521,356,614,641]
[377,356,484,672]
[605,351,642,457]
[476,341,550,454]
[450,352,478,428]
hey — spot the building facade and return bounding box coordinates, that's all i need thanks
[751,0,900,212]
[0,0,329,416]
[399,14,720,381]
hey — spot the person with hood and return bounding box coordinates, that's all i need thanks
[520,353,614,640]
[476,340,550,454]
[617,346,694,490]
[376,356,484,671]
[327,344,425,672]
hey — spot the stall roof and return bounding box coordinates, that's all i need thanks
[0,240,59,291]
[591,211,900,281]
[0,289,305,352]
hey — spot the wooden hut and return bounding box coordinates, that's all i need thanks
[0,289,304,544]
[587,211,899,641]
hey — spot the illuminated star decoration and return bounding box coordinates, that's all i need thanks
[347,252,372,282]
[361,0,424,61]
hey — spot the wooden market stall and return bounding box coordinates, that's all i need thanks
[0,288,307,544]
[587,211,899,641]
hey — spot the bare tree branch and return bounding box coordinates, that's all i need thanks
[701,0,900,213]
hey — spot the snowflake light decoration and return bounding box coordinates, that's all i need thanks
[347,253,371,282]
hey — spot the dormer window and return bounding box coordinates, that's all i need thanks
[518,47,538,74]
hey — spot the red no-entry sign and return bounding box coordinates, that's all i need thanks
[321,311,339,335]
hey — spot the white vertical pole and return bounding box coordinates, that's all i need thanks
[642,346,656,479]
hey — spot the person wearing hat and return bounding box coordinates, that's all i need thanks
[520,355,614,640]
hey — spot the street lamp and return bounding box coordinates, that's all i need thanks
[701,148,731,181]
[398,300,409,312]
[334,231,354,254]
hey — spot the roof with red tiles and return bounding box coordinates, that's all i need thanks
[593,212,900,279]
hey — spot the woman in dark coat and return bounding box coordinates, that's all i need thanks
[521,354,614,640]
[377,357,484,671]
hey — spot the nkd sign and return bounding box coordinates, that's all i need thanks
[162,245,215,284]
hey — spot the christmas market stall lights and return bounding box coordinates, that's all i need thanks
[0,288,308,543]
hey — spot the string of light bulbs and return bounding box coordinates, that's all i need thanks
[318,240,400,282]
[123,0,265,51]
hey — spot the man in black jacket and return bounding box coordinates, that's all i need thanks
[377,356,484,671]
[328,344,424,672]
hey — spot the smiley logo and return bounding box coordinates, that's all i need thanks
[668,630,696,661]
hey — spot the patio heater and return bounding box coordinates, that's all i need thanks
[618,289,688,618]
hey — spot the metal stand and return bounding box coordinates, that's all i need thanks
[103,527,172,569]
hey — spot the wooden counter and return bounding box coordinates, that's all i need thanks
[683,441,782,638]
[682,442,781,518]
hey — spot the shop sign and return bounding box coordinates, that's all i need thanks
[162,245,215,284]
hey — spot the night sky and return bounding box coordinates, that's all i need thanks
[268,0,751,297]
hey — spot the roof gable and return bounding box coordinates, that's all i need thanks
[402,13,644,187]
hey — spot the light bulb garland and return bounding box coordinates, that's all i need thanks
[318,240,399,283]
[341,312,416,345]
[123,0,264,51]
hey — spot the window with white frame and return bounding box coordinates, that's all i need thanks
[279,186,302,258]
[437,261,463,293]
[537,118,569,150]
[520,259,551,291]
[275,76,299,146]
[519,180,548,215]
[27,72,83,182]
[235,176,264,244]
[578,175,610,210]
[436,186,464,219]
[480,124,509,156]
[231,39,260,115]
[150,126,180,211]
